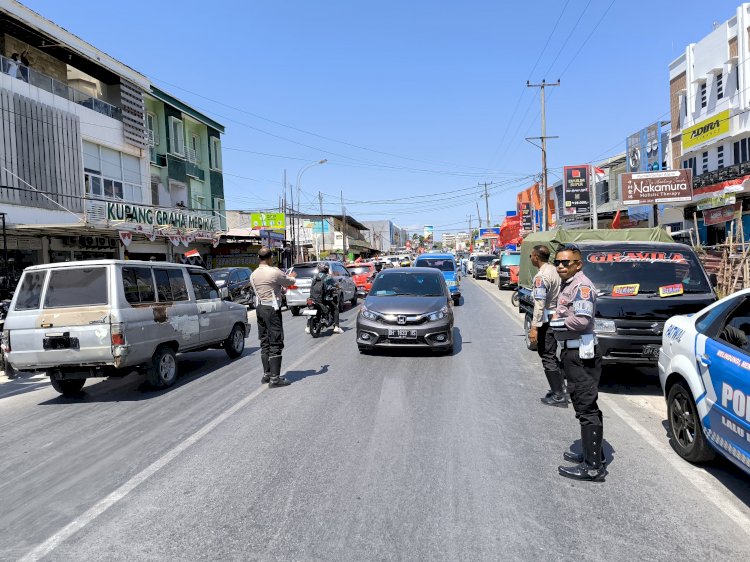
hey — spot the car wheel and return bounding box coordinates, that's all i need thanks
[667,381,715,463]
[291,306,301,316]
[147,346,178,389]
[50,377,85,396]
[453,296,460,306]
[524,314,537,351]
[224,324,245,359]
[308,316,322,338]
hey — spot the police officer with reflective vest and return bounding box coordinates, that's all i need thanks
[251,247,297,387]
[550,244,606,481]
[528,244,564,407]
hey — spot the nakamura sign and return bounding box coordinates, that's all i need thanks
[619,170,693,205]
[563,165,590,215]
[682,109,730,151]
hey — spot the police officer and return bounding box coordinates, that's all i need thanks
[550,244,606,482]
[251,247,297,387]
[528,245,564,407]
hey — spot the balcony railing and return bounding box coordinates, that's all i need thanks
[186,161,205,181]
[1,54,122,121]
[693,162,750,190]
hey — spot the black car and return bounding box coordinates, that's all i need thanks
[356,267,454,354]
[497,251,521,288]
[472,254,495,279]
[209,267,254,306]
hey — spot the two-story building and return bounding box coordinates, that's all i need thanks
[361,219,408,254]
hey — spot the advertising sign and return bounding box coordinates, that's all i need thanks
[682,109,730,151]
[423,225,434,241]
[479,227,501,239]
[89,201,217,232]
[703,202,741,226]
[620,170,693,205]
[626,122,669,173]
[250,212,285,231]
[519,202,533,231]
[305,220,330,234]
[563,165,590,215]
[697,195,735,211]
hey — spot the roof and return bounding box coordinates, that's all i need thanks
[415,253,456,259]
[23,259,202,271]
[149,87,225,133]
[377,267,444,275]
[298,213,369,231]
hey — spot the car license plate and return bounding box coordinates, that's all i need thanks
[388,329,417,339]
[446,280,456,286]
[301,308,317,316]
[642,345,660,359]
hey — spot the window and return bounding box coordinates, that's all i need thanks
[44,267,108,308]
[735,138,750,164]
[717,73,724,99]
[14,271,47,311]
[702,151,709,173]
[122,267,156,304]
[682,157,696,176]
[195,195,206,209]
[153,268,189,302]
[229,271,240,285]
[189,271,219,300]
[718,145,725,169]
[83,141,143,203]
[210,137,222,170]
[239,269,251,282]
[169,117,185,156]
[189,134,200,163]
[717,299,750,352]
[700,82,707,108]
[146,113,158,146]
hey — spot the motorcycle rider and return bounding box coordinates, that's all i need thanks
[306,263,343,334]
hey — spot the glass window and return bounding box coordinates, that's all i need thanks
[154,269,173,302]
[122,153,141,184]
[414,259,455,272]
[170,118,185,155]
[45,267,108,308]
[229,271,240,284]
[190,271,219,300]
[291,265,319,278]
[696,297,738,335]
[500,254,521,266]
[100,147,122,180]
[104,178,114,199]
[83,141,100,173]
[122,267,155,304]
[370,271,444,297]
[169,269,189,301]
[717,299,750,351]
[14,271,47,311]
[239,269,251,282]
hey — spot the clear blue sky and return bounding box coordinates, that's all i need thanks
[22,0,743,236]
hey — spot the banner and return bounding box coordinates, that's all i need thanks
[703,202,741,226]
[620,170,693,205]
[682,109,730,151]
[563,165,590,215]
[118,231,132,247]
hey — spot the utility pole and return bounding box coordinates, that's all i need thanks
[526,79,560,231]
[476,201,482,230]
[341,190,347,260]
[318,191,325,252]
[467,214,473,252]
[479,182,492,226]
[282,170,288,267]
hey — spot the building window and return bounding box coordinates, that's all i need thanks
[195,195,206,209]
[169,117,185,156]
[682,157,696,177]
[717,73,724,99]
[718,145,724,169]
[83,141,143,203]
[146,113,158,147]
[702,151,708,173]
[700,83,707,108]
[188,134,201,163]
[210,137,222,171]
[734,138,750,164]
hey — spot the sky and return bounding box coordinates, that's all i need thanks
[20,0,745,238]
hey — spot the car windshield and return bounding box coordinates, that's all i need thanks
[370,272,444,296]
[292,265,320,278]
[209,270,230,281]
[581,249,711,295]
[500,254,521,266]
[347,266,371,275]
[415,258,455,271]
[475,255,494,264]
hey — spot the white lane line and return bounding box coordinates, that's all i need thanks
[472,278,750,533]
[19,342,330,562]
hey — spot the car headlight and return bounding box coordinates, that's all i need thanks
[594,319,616,333]
[428,306,449,322]
[361,306,378,321]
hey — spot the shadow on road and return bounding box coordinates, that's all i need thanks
[0,371,49,400]
[36,346,260,405]
[599,364,662,397]
[285,364,330,383]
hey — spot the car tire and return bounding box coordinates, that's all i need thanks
[146,345,178,389]
[453,296,460,306]
[524,314,537,351]
[224,324,245,359]
[667,381,715,463]
[291,306,301,316]
[50,377,85,396]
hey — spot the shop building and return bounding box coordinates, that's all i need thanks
[361,220,408,253]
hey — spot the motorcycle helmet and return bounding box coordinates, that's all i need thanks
[319,263,330,274]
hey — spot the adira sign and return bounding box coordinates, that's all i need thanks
[619,170,693,205]
[106,202,216,231]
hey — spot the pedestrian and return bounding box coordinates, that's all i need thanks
[6,53,20,79]
[550,244,606,482]
[250,246,297,387]
[527,244,564,407]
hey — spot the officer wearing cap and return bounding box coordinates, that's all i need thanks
[251,247,297,387]
[549,244,606,481]
[528,244,564,407]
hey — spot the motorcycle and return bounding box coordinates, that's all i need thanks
[302,288,340,338]
[511,289,520,308]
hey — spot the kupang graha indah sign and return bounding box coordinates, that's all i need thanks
[619,170,693,206]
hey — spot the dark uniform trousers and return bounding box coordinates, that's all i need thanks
[536,323,560,374]
[561,347,603,428]
[257,304,284,357]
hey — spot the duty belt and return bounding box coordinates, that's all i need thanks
[259,300,276,307]
[560,339,580,349]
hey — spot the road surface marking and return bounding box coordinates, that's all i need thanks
[19,341,331,562]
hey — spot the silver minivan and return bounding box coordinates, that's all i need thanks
[2,260,249,395]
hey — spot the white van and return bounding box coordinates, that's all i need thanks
[2,260,249,395]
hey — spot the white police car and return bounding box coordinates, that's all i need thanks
[659,288,750,474]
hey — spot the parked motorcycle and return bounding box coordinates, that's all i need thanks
[511,289,520,308]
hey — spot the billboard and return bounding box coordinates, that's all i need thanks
[250,212,285,231]
[563,165,590,215]
[682,110,730,151]
[519,202,533,231]
[619,170,693,205]
[478,227,501,239]
[423,225,434,241]
[626,122,669,173]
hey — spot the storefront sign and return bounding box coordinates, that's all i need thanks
[563,165,590,215]
[107,202,215,231]
[62,236,117,249]
[697,194,735,211]
[479,228,501,239]
[250,213,285,231]
[682,109,730,150]
[519,202,533,231]
[703,202,741,226]
[620,170,693,205]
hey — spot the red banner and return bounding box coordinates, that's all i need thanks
[703,202,741,226]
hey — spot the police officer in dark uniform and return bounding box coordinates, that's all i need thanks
[550,244,606,481]
[251,247,297,387]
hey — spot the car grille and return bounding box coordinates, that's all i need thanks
[615,319,664,337]
[380,316,428,326]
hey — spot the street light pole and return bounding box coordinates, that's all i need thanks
[294,159,327,263]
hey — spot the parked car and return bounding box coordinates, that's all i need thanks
[286,261,358,316]
[346,262,377,297]
[413,253,461,305]
[1,260,249,396]
[485,258,501,283]
[356,267,454,354]
[497,251,521,288]
[659,288,750,476]
[472,254,495,279]
[209,267,254,306]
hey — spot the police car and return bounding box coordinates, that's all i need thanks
[659,288,750,475]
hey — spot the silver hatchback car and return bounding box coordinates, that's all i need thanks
[285,261,358,316]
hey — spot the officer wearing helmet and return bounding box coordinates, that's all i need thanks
[307,263,343,334]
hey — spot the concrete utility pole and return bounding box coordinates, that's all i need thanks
[476,202,482,230]
[318,191,325,252]
[479,182,492,226]
[526,79,560,231]
[467,214,473,251]
[341,190,347,260]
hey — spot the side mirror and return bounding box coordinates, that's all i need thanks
[709,273,718,288]
[220,287,229,299]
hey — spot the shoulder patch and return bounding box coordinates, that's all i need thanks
[578,286,591,300]
[534,277,543,287]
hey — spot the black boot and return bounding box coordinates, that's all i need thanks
[268,355,291,388]
[558,426,606,482]
[261,354,271,384]
[563,449,606,464]
[541,369,567,407]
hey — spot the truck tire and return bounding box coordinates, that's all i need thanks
[667,381,715,463]
[50,377,85,396]
[147,346,178,389]
[524,314,537,351]
[224,324,245,359]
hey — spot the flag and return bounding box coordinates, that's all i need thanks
[185,248,200,258]
[611,210,621,229]
[594,167,606,184]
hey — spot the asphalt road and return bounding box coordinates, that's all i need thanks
[2,277,750,561]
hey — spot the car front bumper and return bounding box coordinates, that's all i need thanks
[356,316,453,350]
[595,333,662,365]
